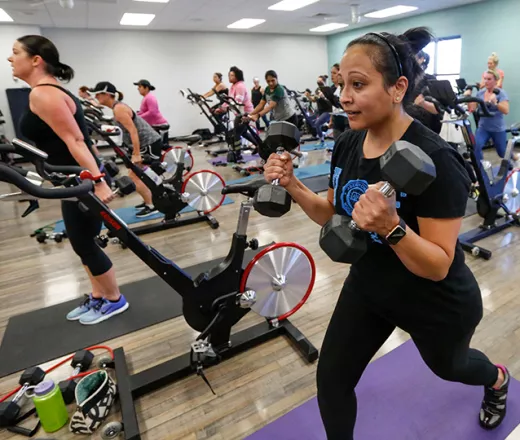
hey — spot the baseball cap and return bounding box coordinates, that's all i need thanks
[133,79,155,91]
[89,81,117,95]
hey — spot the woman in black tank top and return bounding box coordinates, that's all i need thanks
[8,35,128,325]
[251,77,270,130]
[203,72,229,99]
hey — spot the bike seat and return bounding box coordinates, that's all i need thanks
[221,177,267,197]
[170,134,202,145]
[153,124,170,131]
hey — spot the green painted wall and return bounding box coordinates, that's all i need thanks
[327,0,520,125]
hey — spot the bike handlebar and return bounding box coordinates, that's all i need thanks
[456,96,494,117]
[0,163,93,199]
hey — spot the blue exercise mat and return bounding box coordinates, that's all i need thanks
[226,162,331,186]
[300,140,334,152]
[52,196,234,233]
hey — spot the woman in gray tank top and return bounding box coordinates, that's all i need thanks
[91,81,162,218]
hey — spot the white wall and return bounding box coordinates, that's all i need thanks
[42,28,328,136]
[0,25,41,140]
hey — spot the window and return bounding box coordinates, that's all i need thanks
[423,36,462,88]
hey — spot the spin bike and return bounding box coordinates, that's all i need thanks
[86,119,225,240]
[180,88,228,146]
[427,79,520,259]
[0,137,318,440]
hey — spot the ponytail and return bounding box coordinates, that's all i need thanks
[55,62,74,82]
[116,90,124,101]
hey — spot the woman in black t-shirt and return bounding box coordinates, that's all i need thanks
[264,27,509,438]
[8,35,128,326]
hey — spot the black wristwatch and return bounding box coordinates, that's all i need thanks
[94,176,105,184]
[385,217,407,245]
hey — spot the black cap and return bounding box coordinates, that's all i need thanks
[89,81,117,95]
[133,79,155,91]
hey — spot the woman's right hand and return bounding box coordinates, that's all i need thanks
[132,153,142,165]
[95,180,115,204]
[263,152,294,187]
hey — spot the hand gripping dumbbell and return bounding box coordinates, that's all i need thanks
[0,367,46,427]
[319,140,437,264]
[254,121,301,217]
[59,350,94,405]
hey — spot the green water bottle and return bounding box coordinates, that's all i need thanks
[29,379,69,432]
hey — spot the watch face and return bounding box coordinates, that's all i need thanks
[388,226,406,244]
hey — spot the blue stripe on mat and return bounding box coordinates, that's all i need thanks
[52,196,234,233]
[300,141,334,152]
[226,162,331,186]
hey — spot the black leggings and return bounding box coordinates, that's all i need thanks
[316,280,498,440]
[61,201,113,276]
[283,113,299,126]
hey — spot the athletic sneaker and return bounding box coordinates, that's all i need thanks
[479,365,510,429]
[66,294,103,321]
[136,205,159,218]
[134,201,147,210]
[79,295,129,325]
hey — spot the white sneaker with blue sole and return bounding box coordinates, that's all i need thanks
[79,295,129,325]
[66,294,103,321]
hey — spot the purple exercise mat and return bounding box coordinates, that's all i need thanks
[247,340,520,440]
[209,154,259,166]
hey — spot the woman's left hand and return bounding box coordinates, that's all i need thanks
[352,182,400,237]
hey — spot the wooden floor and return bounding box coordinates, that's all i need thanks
[0,142,520,440]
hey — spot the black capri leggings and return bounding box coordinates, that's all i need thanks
[316,280,498,440]
[61,201,113,276]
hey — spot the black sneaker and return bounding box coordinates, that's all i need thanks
[136,206,159,218]
[134,201,147,209]
[479,365,510,430]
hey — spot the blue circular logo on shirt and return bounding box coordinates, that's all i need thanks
[340,179,368,216]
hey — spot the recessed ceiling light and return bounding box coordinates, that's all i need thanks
[0,8,14,22]
[133,0,170,3]
[120,13,155,26]
[227,18,266,29]
[364,5,418,18]
[268,0,320,12]
[310,23,348,32]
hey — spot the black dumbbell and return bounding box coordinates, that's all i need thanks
[113,175,136,197]
[0,366,46,427]
[58,350,94,405]
[104,160,119,178]
[319,141,437,264]
[254,121,301,217]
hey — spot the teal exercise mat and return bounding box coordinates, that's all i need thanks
[226,162,331,186]
[49,196,234,234]
[0,243,270,379]
[300,140,334,152]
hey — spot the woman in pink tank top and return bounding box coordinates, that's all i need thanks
[218,66,254,114]
[134,79,168,126]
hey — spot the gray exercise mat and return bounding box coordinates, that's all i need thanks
[465,198,477,217]
[303,175,330,194]
[0,245,270,378]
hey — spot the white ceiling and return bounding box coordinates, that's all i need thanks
[0,0,486,35]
